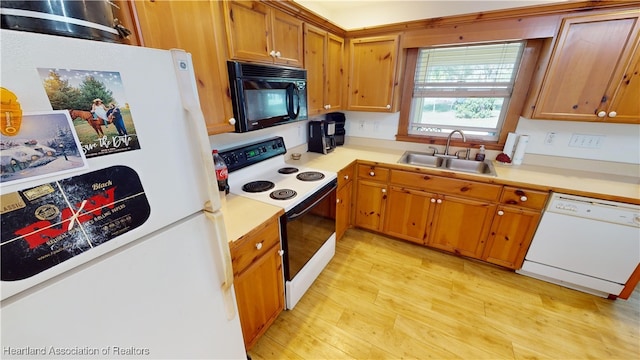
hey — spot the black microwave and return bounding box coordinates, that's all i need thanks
[227,61,308,133]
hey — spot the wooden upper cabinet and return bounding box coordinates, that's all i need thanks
[347,35,400,112]
[531,10,640,123]
[607,42,640,123]
[304,24,345,115]
[133,0,235,135]
[223,0,303,67]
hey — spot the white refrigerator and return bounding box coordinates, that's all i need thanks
[0,29,246,359]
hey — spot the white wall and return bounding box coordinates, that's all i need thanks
[341,111,640,164]
[208,119,312,152]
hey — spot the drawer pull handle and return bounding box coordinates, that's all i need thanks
[520,196,528,202]
[255,242,263,250]
[344,175,349,180]
[369,171,375,176]
[498,210,505,216]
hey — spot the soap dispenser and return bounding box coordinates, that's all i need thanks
[475,145,486,161]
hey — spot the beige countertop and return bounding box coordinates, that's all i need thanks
[286,144,640,204]
[221,193,283,243]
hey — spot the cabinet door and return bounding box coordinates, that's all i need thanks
[223,0,272,63]
[135,0,235,135]
[427,195,496,259]
[348,35,399,112]
[354,180,387,231]
[326,33,344,111]
[607,43,640,123]
[234,244,284,350]
[383,186,434,245]
[271,9,304,66]
[336,179,352,241]
[533,11,640,121]
[483,206,541,269]
[304,24,327,116]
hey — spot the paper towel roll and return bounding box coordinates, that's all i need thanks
[512,135,529,165]
[503,132,519,158]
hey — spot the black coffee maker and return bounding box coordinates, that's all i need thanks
[325,112,346,145]
[308,120,336,154]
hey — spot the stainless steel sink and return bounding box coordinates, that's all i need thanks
[397,151,443,168]
[443,158,496,175]
[398,151,497,176]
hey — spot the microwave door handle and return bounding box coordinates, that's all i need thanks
[286,84,300,119]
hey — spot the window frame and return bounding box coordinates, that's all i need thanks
[396,39,544,150]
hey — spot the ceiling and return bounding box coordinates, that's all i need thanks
[292,0,569,30]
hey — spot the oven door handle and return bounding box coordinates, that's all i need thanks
[287,183,336,221]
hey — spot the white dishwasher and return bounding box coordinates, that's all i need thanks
[517,192,640,298]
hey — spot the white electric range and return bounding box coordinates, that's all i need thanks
[218,137,337,309]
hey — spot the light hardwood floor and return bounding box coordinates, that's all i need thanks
[248,228,640,359]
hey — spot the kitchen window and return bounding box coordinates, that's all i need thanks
[397,40,542,149]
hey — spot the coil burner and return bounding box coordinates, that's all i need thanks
[242,180,275,193]
[296,171,325,182]
[269,189,297,200]
[278,167,299,174]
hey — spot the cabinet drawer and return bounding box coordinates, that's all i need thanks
[390,170,501,201]
[230,219,280,275]
[357,164,389,182]
[500,187,549,210]
[338,163,355,189]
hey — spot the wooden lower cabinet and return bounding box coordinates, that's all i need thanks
[354,179,387,232]
[383,186,433,244]
[426,195,497,258]
[229,218,284,350]
[483,206,542,269]
[336,179,353,240]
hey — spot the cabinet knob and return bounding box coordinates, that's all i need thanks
[278,250,284,256]
[430,198,436,203]
[597,111,607,118]
[386,104,391,109]
[436,199,442,204]
[344,175,349,180]
[228,117,236,125]
[369,171,375,176]
[324,105,331,109]
[520,196,528,202]
[269,50,276,57]
[336,198,341,204]
[497,210,505,216]
[255,242,263,250]
[381,188,387,193]
[608,111,617,118]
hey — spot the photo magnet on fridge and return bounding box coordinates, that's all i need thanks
[37,68,141,158]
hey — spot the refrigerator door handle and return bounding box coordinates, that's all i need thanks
[171,50,236,319]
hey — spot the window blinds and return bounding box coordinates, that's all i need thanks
[413,42,524,97]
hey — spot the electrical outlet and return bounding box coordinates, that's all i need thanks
[569,134,605,148]
[544,132,556,145]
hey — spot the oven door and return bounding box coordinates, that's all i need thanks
[281,180,336,281]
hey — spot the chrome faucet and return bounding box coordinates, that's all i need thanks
[444,129,466,156]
